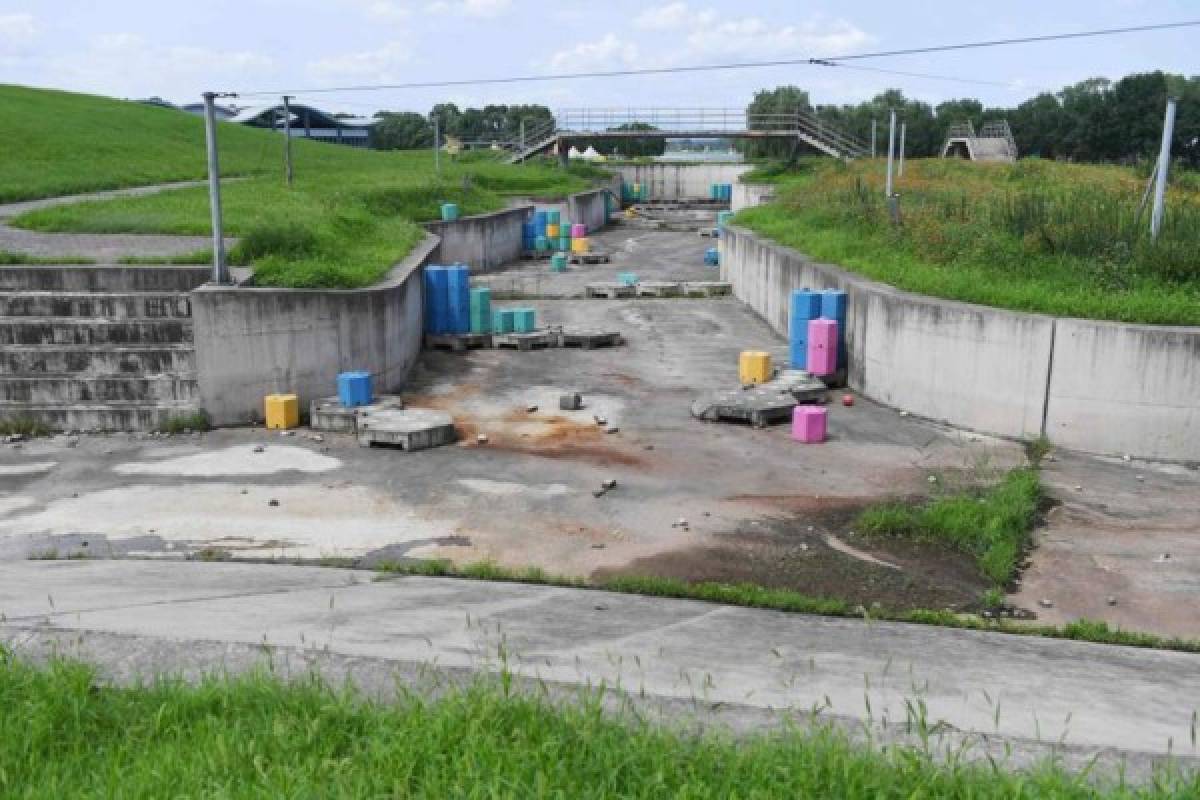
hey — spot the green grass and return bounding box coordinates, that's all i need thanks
[0,416,51,437]
[156,410,211,434]
[736,158,1200,324]
[857,468,1042,586]
[0,251,94,265]
[374,557,1200,655]
[1,650,1195,797]
[2,85,600,288]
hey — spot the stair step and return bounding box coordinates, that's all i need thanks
[0,374,198,404]
[0,291,192,319]
[0,265,210,292]
[0,402,203,433]
[0,318,192,346]
[0,344,195,375]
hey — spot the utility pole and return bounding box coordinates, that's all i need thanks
[519,118,525,152]
[885,110,897,197]
[871,119,877,158]
[201,92,228,284]
[433,115,440,176]
[281,95,294,188]
[1150,97,1177,242]
[898,122,907,177]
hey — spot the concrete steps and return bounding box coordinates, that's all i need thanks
[0,318,192,346]
[0,265,208,431]
[0,291,192,319]
[0,375,198,404]
[0,344,196,375]
[0,401,203,432]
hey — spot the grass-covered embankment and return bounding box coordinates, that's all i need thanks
[735,158,1200,325]
[2,86,601,288]
[2,650,1195,797]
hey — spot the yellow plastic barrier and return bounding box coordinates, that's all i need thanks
[738,351,772,385]
[264,393,299,429]
[571,237,590,254]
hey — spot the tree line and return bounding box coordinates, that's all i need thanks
[744,71,1200,167]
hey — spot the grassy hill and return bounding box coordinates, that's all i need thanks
[737,157,1200,325]
[2,85,600,287]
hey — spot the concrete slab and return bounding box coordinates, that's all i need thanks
[1,560,1198,777]
[357,409,456,451]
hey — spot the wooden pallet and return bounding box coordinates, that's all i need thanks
[568,251,611,265]
[521,250,555,260]
[424,332,492,352]
[491,330,559,351]
[559,329,623,349]
[682,281,732,297]
[698,228,719,237]
[636,281,682,298]
[585,283,636,299]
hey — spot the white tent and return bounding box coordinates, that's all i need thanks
[568,146,583,159]
[580,146,605,161]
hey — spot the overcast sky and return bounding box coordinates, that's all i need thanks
[0,1,1195,114]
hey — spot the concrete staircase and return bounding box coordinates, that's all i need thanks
[0,265,210,431]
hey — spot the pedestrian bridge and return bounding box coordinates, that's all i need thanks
[508,108,869,164]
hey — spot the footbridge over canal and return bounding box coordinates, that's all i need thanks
[508,108,869,164]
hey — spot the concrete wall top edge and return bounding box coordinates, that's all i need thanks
[191,234,440,298]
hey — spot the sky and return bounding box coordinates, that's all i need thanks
[0,0,1195,115]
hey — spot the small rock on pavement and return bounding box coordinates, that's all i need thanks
[476,433,489,444]
[253,445,265,453]
[591,543,606,550]
[899,410,910,417]
[526,404,539,413]
[1107,596,1118,606]
[605,426,619,434]
[1038,598,1054,608]
[594,416,607,426]
[280,430,295,437]
[602,479,617,490]
[307,433,324,443]
[842,394,854,407]
[268,499,280,507]
[559,393,583,411]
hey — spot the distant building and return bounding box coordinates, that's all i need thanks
[231,103,376,148]
[941,120,1018,163]
[181,102,236,121]
[136,97,180,111]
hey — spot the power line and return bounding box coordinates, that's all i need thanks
[230,19,1199,97]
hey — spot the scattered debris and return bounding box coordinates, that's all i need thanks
[1136,475,1145,482]
[279,430,295,437]
[306,433,325,443]
[591,543,606,550]
[605,426,619,434]
[927,475,938,484]
[526,404,539,413]
[899,410,910,418]
[268,499,280,507]
[1038,598,1054,608]
[594,416,608,426]
[594,604,608,611]
[253,445,265,453]
[1107,596,1118,606]
[476,434,489,445]
[602,479,617,490]
[1074,485,1083,492]
[560,393,583,411]
[842,394,854,407]
[1154,553,1172,563]
[1122,454,1132,462]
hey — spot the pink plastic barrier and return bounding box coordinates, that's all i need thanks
[806,318,838,376]
[570,223,587,238]
[792,405,828,443]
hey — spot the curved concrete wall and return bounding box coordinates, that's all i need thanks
[191,235,436,426]
[425,206,531,273]
[611,163,751,201]
[731,182,775,212]
[721,226,1200,461]
[567,187,610,233]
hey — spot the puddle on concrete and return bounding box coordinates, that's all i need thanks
[0,462,57,476]
[113,445,341,477]
[458,479,573,498]
[0,483,458,560]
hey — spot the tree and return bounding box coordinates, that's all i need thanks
[742,86,813,159]
[371,112,434,150]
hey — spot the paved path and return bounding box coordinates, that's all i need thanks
[0,181,235,261]
[1,560,1197,777]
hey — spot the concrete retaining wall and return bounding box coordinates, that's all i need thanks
[424,206,530,272]
[731,182,776,213]
[191,235,436,426]
[721,226,1200,461]
[611,163,751,201]
[566,188,610,233]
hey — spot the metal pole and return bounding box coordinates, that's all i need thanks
[1150,97,1177,242]
[885,110,896,197]
[433,116,440,175]
[201,92,228,284]
[519,118,525,152]
[898,122,906,177]
[281,95,294,187]
[871,119,877,158]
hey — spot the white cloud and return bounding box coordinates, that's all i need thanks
[685,16,870,58]
[308,40,413,83]
[545,33,638,72]
[426,0,511,17]
[633,3,690,30]
[0,12,35,44]
[344,0,412,21]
